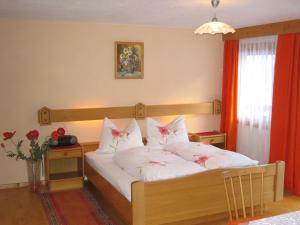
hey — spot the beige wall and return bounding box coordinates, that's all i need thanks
[0,19,223,185]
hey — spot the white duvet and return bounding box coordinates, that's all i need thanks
[112,146,207,181]
[164,142,259,169]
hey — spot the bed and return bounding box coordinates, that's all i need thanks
[38,101,285,225]
[82,142,284,225]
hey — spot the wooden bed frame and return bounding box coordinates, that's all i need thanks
[81,142,284,225]
[38,101,285,225]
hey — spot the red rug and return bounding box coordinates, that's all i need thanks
[40,189,114,225]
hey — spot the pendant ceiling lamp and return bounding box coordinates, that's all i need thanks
[194,0,235,35]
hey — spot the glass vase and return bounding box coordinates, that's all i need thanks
[26,159,41,192]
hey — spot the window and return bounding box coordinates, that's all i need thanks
[237,36,277,163]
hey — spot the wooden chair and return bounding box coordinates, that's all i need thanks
[222,167,266,225]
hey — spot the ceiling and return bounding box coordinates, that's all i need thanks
[0,0,299,29]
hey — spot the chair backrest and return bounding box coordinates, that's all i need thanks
[222,167,266,221]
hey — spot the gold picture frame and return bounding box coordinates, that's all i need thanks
[115,41,144,79]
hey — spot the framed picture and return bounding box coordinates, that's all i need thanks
[115,42,144,79]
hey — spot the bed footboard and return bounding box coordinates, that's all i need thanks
[132,161,285,225]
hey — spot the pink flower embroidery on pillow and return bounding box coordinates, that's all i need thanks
[110,128,129,152]
[111,129,122,137]
[158,127,169,136]
[157,126,178,145]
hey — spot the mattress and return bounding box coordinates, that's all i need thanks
[85,151,137,201]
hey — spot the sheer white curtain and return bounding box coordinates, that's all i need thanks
[237,36,277,164]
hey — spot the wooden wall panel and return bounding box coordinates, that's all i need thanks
[38,100,221,125]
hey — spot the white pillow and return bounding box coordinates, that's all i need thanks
[146,115,189,147]
[97,118,144,154]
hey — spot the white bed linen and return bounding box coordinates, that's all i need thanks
[85,144,259,201]
[164,142,259,169]
[85,151,137,201]
[113,146,207,181]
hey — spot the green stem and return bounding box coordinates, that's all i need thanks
[10,139,17,147]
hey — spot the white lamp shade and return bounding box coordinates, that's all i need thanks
[194,21,235,35]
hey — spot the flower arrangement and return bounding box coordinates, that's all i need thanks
[1,128,66,192]
[119,46,140,74]
[1,128,65,161]
[49,127,66,146]
[1,130,47,161]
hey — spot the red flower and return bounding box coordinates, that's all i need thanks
[111,129,122,137]
[0,143,5,148]
[158,127,169,136]
[2,131,16,141]
[57,128,65,136]
[194,156,209,164]
[51,131,59,141]
[26,130,39,140]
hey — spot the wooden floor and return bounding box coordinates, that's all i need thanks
[0,187,49,225]
[0,188,300,225]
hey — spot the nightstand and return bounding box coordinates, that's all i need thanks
[188,132,226,149]
[45,144,83,192]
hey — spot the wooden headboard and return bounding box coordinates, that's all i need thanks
[38,100,221,125]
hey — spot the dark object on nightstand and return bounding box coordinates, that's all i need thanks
[49,135,78,147]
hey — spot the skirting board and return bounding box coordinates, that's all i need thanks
[0,180,46,190]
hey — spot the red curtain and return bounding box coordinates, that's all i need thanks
[220,40,239,151]
[269,33,300,194]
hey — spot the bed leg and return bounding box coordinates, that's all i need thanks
[274,161,285,201]
[132,181,145,225]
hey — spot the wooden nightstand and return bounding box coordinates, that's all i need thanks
[45,144,83,192]
[188,132,227,149]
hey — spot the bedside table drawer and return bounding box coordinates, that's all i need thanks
[200,135,225,144]
[189,132,226,149]
[48,149,82,160]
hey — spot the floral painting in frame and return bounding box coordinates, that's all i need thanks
[115,42,144,79]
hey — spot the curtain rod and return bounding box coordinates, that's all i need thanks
[223,19,300,40]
